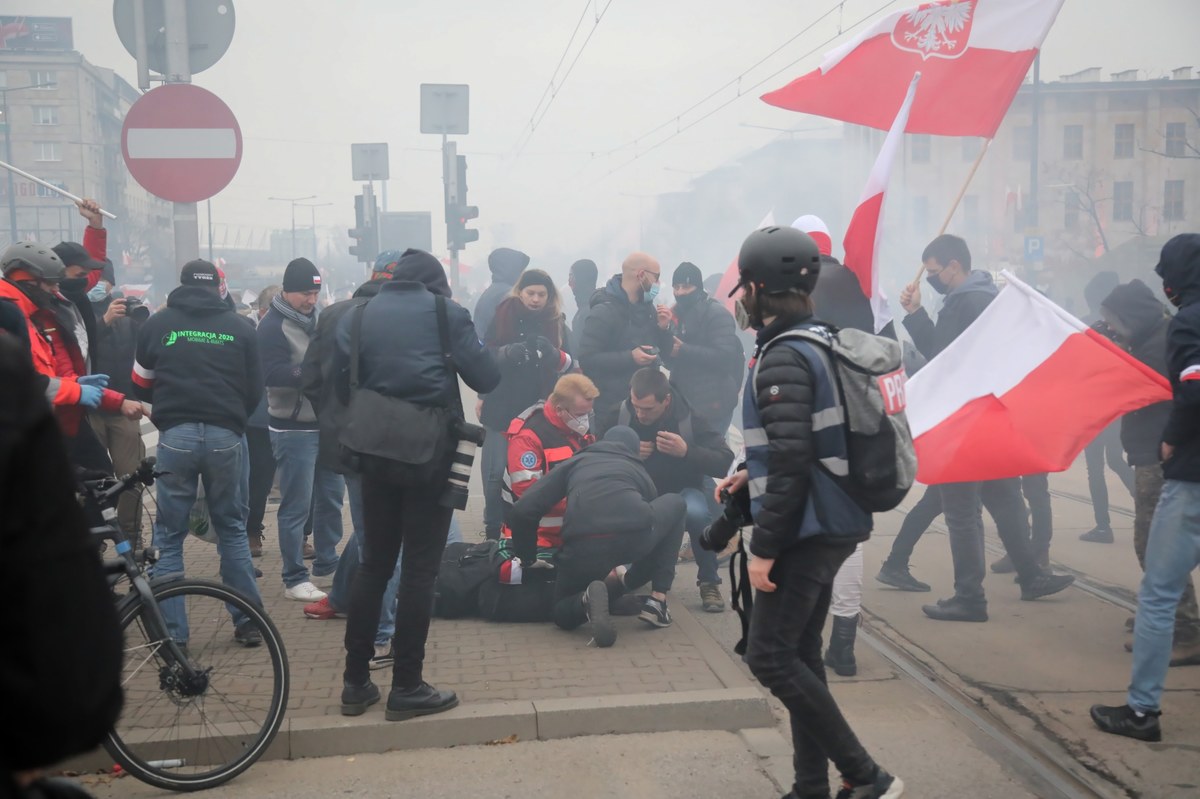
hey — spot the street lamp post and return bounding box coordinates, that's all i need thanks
[297,201,333,261]
[267,194,316,260]
[2,82,54,243]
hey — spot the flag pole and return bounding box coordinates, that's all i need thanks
[908,138,991,287]
[0,159,118,220]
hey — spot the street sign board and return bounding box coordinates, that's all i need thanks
[351,143,389,182]
[113,0,236,76]
[380,212,432,254]
[420,84,469,135]
[1024,235,1044,262]
[0,16,74,51]
[121,84,242,203]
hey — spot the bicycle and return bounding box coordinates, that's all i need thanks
[80,457,290,792]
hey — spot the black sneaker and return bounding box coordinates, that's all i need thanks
[340,679,381,716]
[584,581,617,647]
[639,596,672,628]
[385,682,459,721]
[922,596,988,622]
[369,646,395,670]
[875,562,931,592]
[1080,525,1114,544]
[233,621,263,647]
[1020,572,1074,601]
[1090,704,1162,742]
[990,554,1015,574]
[835,768,905,798]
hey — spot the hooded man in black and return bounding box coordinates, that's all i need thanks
[507,425,686,647]
[567,258,599,354]
[473,247,530,343]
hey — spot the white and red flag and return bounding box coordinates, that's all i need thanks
[761,0,1065,137]
[718,211,776,313]
[907,273,1172,484]
[842,73,920,333]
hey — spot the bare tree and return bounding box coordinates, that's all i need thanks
[1140,105,1200,161]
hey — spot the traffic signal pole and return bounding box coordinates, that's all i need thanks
[442,134,460,292]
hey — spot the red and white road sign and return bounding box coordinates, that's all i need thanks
[121,84,242,203]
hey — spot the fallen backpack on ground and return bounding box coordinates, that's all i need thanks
[757,325,916,512]
[433,541,501,619]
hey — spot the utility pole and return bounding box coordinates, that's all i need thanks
[1028,53,1040,229]
[163,0,199,287]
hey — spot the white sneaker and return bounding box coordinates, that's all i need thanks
[285,581,327,602]
[311,572,335,588]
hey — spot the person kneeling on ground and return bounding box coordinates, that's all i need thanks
[506,425,685,647]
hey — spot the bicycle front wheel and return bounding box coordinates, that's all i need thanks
[104,578,290,791]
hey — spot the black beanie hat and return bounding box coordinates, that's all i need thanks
[602,425,641,457]
[393,248,452,298]
[672,262,703,289]
[283,258,322,293]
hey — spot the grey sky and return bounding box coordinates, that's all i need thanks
[23,0,1200,270]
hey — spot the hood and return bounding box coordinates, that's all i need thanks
[1101,280,1168,341]
[393,248,452,297]
[598,425,641,458]
[947,269,998,300]
[1155,233,1200,307]
[166,286,231,315]
[352,280,385,300]
[488,248,530,284]
[1083,270,1121,314]
[593,275,631,309]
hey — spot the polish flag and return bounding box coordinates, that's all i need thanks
[907,273,1172,484]
[841,74,919,334]
[761,0,1065,138]
[718,211,776,312]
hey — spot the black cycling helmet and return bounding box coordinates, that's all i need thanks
[730,226,821,297]
[1,241,67,282]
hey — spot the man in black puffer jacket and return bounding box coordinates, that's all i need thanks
[1100,279,1200,666]
[578,252,674,429]
[507,425,686,648]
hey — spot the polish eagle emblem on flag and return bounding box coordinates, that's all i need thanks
[891,0,977,60]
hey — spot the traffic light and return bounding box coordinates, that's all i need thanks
[348,191,378,263]
[447,154,479,251]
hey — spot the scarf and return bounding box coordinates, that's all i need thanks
[271,292,318,337]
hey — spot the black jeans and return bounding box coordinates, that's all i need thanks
[245,426,275,536]
[552,494,686,630]
[887,487,944,566]
[1021,473,1052,553]
[940,478,1041,604]
[343,476,453,688]
[1084,422,1134,528]
[744,541,876,798]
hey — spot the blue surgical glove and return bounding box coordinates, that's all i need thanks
[78,373,110,388]
[78,384,103,408]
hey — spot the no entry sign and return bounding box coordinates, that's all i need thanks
[122,84,242,203]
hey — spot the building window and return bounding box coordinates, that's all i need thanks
[1165,122,1188,157]
[1063,125,1083,160]
[962,137,982,162]
[913,196,930,234]
[1012,126,1031,161]
[911,134,931,164]
[36,142,62,162]
[1114,123,1135,158]
[1112,181,1133,222]
[31,71,57,90]
[1164,180,1185,221]
[33,106,59,126]
[1064,190,1080,229]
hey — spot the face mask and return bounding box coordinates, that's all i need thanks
[1164,285,1183,308]
[59,277,88,295]
[674,291,701,309]
[561,409,590,435]
[925,272,951,296]
[734,298,752,330]
[87,283,109,302]
[644,283,660,303]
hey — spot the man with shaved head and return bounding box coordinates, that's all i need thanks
[577,252,675,432]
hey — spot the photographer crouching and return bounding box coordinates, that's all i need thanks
[712,227,904,799]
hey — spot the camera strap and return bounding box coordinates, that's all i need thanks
[434,294,465,421]
[729,534,753,657]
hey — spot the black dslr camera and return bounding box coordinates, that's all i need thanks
[698,484,753,552]
[124,295,150,321]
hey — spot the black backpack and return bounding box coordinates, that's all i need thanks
[433,541,501,619]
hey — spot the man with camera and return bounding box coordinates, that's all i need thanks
[607,367,733,613]
[714,227,904,799]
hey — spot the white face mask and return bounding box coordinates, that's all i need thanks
[734,298,752,330]
[561,409,590,435]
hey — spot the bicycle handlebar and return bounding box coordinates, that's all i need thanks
[81,456,162,507]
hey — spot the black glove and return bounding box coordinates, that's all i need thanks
[502,342,531,365]
[535,336,560,364]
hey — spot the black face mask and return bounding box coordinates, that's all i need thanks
[1164,284,1183,308]
[674,291,702,309]
[58,277,88,295]
[925,272,951,296]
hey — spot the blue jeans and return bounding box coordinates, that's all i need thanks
[151,423,263,639]
[1127,479,1200,713]
[270,430,345,587]
[481,426,507,538]
[329,475,462,647]
[681,486,721,585]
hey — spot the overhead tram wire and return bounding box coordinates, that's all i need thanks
[511,0,617,162]
[593,0,900,183]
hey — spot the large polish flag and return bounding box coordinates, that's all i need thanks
[718,211,776,312]
[907,273,1172,484]
[841,73,919,334]
[762,0,1065,137]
